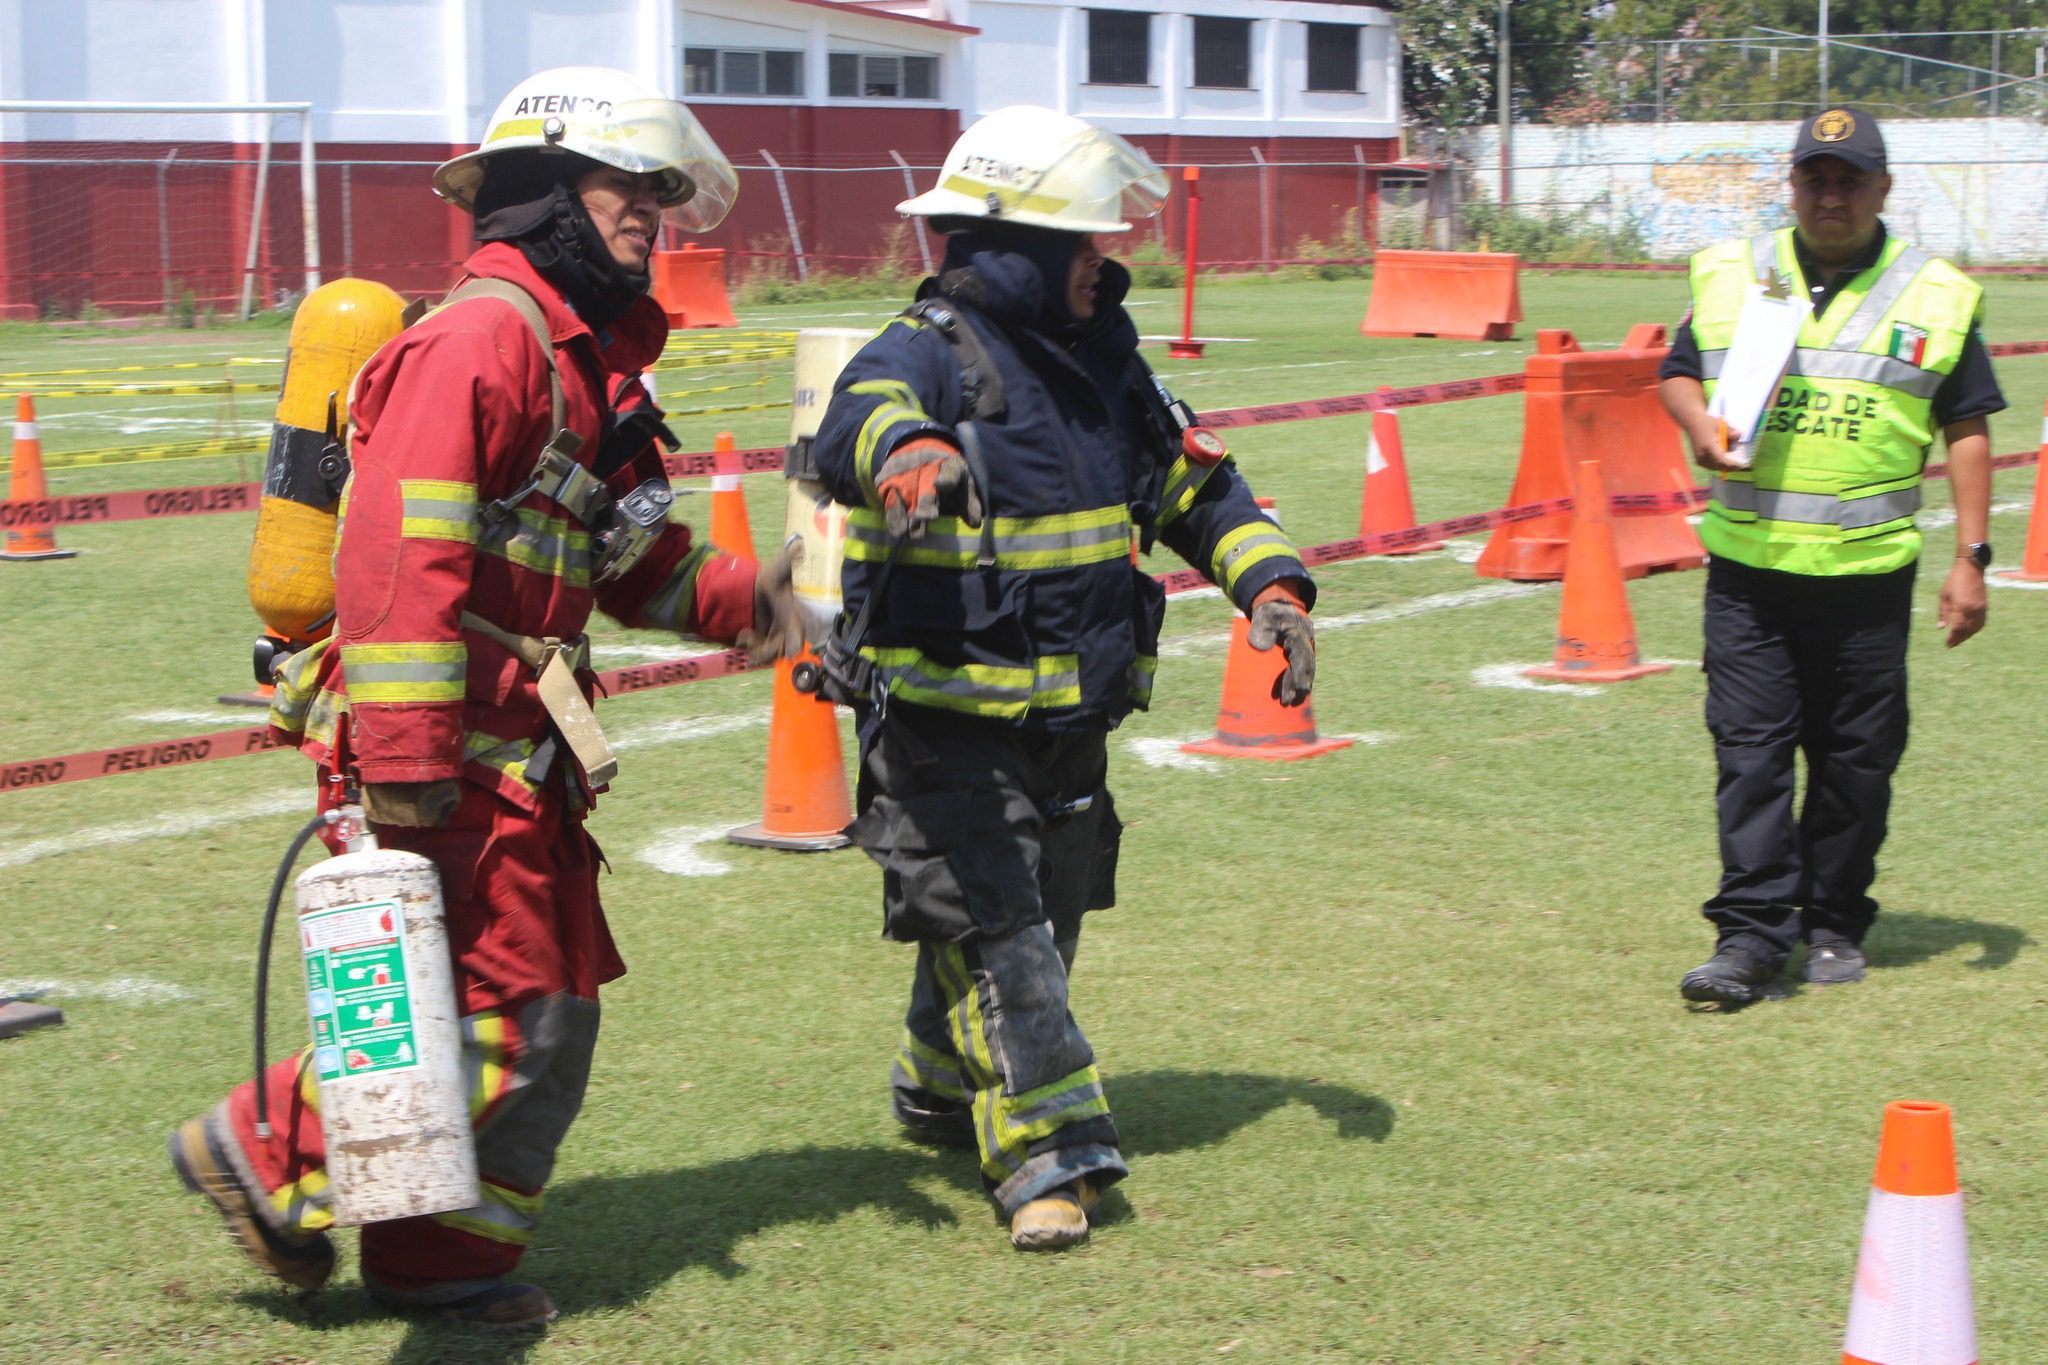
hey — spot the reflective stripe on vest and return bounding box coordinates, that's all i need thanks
[861,647,1083,718]
[1709,478,1922,531]
[845,505,1130,570]
[1698,346,1944,399]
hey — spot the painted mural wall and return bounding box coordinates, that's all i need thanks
[1462,118,2048,264]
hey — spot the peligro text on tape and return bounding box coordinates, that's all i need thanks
[1,724,288,791]
[0,482,258,530]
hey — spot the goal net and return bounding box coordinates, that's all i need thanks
[0,101,320,322]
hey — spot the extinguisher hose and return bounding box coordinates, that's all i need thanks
[253,810,337,1139]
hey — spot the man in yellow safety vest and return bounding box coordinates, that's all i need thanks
[1658,107,2005,1006]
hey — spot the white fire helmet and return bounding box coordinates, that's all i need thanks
[898,106,1170,234]
[434,65,739,233]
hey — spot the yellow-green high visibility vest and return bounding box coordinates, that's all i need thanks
[1690,227,1983,575]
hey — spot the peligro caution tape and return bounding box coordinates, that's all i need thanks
[0,482,258,531]
[10,449,2038,792]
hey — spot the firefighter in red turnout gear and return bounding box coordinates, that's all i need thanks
[169,67,797,1333]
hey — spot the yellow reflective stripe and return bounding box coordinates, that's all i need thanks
[845,504,1131,570]
[465,1011,512,1121]
[638,544,711,632]
[340,641,467,704]
[896,1030,969,1099]
[936,944,995,1083]
[861,648,1080,717]
[268,638,334,733]
[399,478,479,544]
[849,379,932,497]
[941,173,1069,218]
[1212,521,1298,596]
[296,1046,321,1110]
[463,730,540,792]
[268,1166,334,1234]
[1159,453,1230,524]
[1128,653,1157,705]
[990,1065,1111,1152]
[1032,653,1081,709]
[478,505,593,587]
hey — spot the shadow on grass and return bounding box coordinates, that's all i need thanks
[1868,908,2028,972]
[235,1068,1391,1362]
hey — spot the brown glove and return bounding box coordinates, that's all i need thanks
[361,779,462,828]
[1246,580,1315,707]
[741,543,812,666]
[876,437,981,539]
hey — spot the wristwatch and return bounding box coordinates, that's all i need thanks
[1959,541,1993,570]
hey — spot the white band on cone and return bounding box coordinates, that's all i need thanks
[1843,1186,1976,1365]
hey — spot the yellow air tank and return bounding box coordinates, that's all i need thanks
[782,328,870,638]
[247,278,410,644]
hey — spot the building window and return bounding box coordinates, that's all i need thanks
[829,51,939,99]
[1087,10,1150,86]
[1306,24,1360,93]
[684,47,803,98]
[1192,16,1252,90]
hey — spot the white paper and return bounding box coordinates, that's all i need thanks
[1706,281,1806,469]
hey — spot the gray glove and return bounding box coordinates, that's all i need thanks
[361,779,462,828]
[1247,601,1315,706]
[743,543,812,666]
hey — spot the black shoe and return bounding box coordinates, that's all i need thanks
[1679,944,1780,1005]
[1803,933,1867,985]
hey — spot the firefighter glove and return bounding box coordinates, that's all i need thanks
[1246,585,1315,707]
[361,779,463,828]
[877,437,982,539]
[743,542,812,666]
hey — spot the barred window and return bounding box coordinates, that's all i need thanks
[828,52,939,99]
[1088,10,1150,86]
[683,47,803,98]
[1306,24,1361,93]
[1193,17,1252,90]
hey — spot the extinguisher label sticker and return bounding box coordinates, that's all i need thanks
[301,898,422,1083]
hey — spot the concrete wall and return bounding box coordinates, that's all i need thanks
[1463,117,2048,265]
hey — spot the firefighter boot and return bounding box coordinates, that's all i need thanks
[169,1115,336,1291]
[1678,942,1781,1006]
[367,1279,560,1334]
[1008,1178,1102,1251]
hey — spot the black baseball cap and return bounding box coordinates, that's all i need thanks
[1792,107,1886,172]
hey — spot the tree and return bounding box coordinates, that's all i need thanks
[1393,0,1597,133]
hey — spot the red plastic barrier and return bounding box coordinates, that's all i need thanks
[649,245,737,329]
[1475,325,1703,582]
[1361,250,1523,341]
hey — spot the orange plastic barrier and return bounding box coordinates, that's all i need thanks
[1361,250,1522,341]
[1475,325,1703,582]
[727,653,853,852]
[1,395,74,561]
[1523,461,1671,684]
[650,244,737,329]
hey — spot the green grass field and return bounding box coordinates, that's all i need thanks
[4,270,2048,1363]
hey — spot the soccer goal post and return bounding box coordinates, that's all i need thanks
[0,100,320,321]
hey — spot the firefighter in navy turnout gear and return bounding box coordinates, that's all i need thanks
[812,107,1319,1250]
[1660,108,2004,1006]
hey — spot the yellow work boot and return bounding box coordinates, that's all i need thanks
[1008,1178,1100,1251]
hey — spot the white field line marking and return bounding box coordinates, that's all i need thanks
[1990,571,2048,591]
[1473,659,1696,695]
[1922,497,2029,531]
[0,791,309,872]
[1126,737,1223,772]
[608,712,765,752]
[1159,580,1547,658]
[129,708,265,726]
[0,976,203,1004]
[637,825,738,877]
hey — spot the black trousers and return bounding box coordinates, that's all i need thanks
[1700,556,1915,958]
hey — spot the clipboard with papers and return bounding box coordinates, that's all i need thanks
[1705,268,1807,469]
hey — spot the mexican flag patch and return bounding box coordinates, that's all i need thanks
[1888,322,1929,365]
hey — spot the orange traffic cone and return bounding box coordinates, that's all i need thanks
[707,431,756,558]
[1995,401,2048,583]
[727,651,853,851]
[1842,1100,1976,1365]
[2,394,75,561]
[1181,616,1352,763]
[1523,460,1670,683]
[1359,406,1444,553]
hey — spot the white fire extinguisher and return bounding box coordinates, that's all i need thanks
[256,804,478,1226]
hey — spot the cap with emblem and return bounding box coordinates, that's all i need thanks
[1792,107,1886,173]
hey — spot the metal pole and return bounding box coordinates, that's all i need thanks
[1498,0,1511,208]
[1169,167,1204,359]
[759,150,807,283]
[1992,31,2001,116]
[1819,0,1830,105]
[1246,147,1272,269]
[239,122,273,321]
[888,149,933,274]
[157,150,177,315]
[300,113,321,294]
[1656,42,1667,120]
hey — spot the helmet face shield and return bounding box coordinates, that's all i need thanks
[900,107,1171,234]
